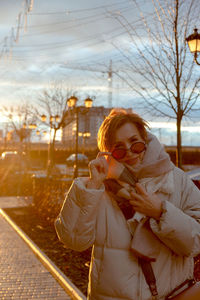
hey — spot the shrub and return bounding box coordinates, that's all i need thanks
[32,176,72,224]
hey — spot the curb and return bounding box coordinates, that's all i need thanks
[0,208,86,300]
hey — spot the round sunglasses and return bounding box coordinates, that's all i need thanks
[111,141,146,160]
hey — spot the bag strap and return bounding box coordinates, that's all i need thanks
[165,279,196,299]
[138,257,158,299]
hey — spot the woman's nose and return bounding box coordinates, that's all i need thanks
[125,146,139,157]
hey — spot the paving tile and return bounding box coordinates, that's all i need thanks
[0,197,73,299]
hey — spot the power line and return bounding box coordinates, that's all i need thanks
[8,14,150,53]
[1,0,159,63]
[0,0,34,60]
[29,0,129,15]
[14,5,132,41]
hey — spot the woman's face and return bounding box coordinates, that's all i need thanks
[111,122,146,166]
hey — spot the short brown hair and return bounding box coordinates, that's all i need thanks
[97,108,149,151]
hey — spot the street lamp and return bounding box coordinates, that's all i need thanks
[41,114,47,122]
[29,123,37,130]
[84,97,93,108]
[67,96,93,178]
[186,28,200,65]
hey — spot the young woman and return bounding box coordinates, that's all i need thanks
[55,109,200,300]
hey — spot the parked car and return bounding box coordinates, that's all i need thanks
[0,151,23,165]
[66,153,89,166]
[0,151,26,168]
[0,151,28,180]
[0,151,18,161]
[66,153,89,177]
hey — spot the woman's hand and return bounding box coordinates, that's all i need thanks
[87,153,109,189]
[129,183,163,220]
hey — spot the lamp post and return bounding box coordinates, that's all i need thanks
[186,28,200,65]
[67,96,93,178]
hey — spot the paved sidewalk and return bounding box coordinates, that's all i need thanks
[0,197,85,300]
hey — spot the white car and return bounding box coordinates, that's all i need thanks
[66,153,89,166]
[66,153,89,177]
[0,151,26,169]
[0,151,18,160]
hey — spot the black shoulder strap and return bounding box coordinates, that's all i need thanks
[138,257,158,299]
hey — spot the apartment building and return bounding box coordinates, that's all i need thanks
[62,106,111,151]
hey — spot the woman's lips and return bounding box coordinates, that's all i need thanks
[124,157,139,165]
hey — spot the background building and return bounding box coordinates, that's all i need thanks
[62,106,111,152]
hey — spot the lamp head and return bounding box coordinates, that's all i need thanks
[186,28,200,53]
[41,114,47,122]
[55,114,60,122]
[29,123,37,129]
[84,97,93,108]
[67,96,78,108]
[50,115,54,123]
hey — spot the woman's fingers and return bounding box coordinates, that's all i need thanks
[129,184,162,220]
[97,151,111,158]
[129,193,142,206]
[89,155,108,179]
[135,183,148,196]
[91,160,105,174]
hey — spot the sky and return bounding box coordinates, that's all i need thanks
[0,0,200,146]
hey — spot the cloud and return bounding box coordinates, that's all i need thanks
[0,0,199,127]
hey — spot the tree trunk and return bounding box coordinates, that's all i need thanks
[176,114,182,169]
[47,129,56,177]
[51,129,57,167]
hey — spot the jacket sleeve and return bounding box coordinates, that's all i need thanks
[55,177,105,251]
[150,172,200,257]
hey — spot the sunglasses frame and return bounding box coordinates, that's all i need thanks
[111,141,146,160]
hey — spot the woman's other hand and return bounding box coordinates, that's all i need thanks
[129,183,163,220]
[87,153,109,189]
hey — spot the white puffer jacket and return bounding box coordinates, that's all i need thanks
[55,166,200,300]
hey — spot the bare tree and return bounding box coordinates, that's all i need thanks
[1,102,37,176]
[35,81,77,173]
[111,0,200,168]
[2,102,36,145]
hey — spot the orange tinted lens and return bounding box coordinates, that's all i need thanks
[112,148,126,159]
[131,142,145,154]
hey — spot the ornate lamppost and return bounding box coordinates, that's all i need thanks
[67,96,93,178]
[186,28,200,65]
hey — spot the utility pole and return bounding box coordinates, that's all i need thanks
[61,60,114,108]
